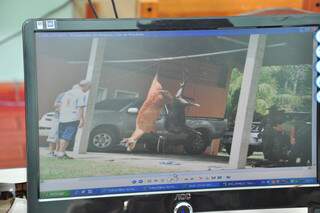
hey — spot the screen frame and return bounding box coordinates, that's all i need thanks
[23,15,320,212]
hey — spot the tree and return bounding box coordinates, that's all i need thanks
[225,64,312,122]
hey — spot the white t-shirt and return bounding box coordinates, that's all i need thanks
[59,87,86,123]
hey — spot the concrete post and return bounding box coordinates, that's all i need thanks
[73,38,106,154]
[229,34,266,169]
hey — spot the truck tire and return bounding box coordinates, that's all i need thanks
[88,127,118,152]
[184,130,209,155]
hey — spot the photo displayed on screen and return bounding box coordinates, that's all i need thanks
[36,26,317,200]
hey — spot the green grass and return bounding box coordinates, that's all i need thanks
[40,156,172,181]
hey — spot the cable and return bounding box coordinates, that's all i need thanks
[88,0,99,18]
[110,0,119,18]
[0,0,72,47]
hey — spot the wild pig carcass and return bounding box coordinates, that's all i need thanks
[122,73,172,151]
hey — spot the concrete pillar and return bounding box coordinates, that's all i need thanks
[229,34,266,169]
[73,38,106,154]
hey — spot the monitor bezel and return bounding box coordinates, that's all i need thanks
[23,15,320,212]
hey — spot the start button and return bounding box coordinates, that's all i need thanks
[173,202,193,213]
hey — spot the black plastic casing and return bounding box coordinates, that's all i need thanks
[23,15,320,212]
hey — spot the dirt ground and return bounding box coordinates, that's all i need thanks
[39,148,264,180]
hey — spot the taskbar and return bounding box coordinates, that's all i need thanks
[40,177,317,199]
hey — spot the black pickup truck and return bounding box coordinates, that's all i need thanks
[89,98,227,154]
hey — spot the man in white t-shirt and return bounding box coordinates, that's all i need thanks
[56,80,91,159]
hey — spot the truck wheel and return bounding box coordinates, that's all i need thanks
[88,127,118,152]
[184,132,209,155]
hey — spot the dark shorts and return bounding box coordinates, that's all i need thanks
[58,121,80,143]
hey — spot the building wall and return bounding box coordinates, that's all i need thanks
[37,52,229,119]
[99,68,228,118]
[0,0,73,82]
[37,55,87,117]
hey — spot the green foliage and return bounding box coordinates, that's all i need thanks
[225,64,312,121]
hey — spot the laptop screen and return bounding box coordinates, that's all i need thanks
[34,24,318,201]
